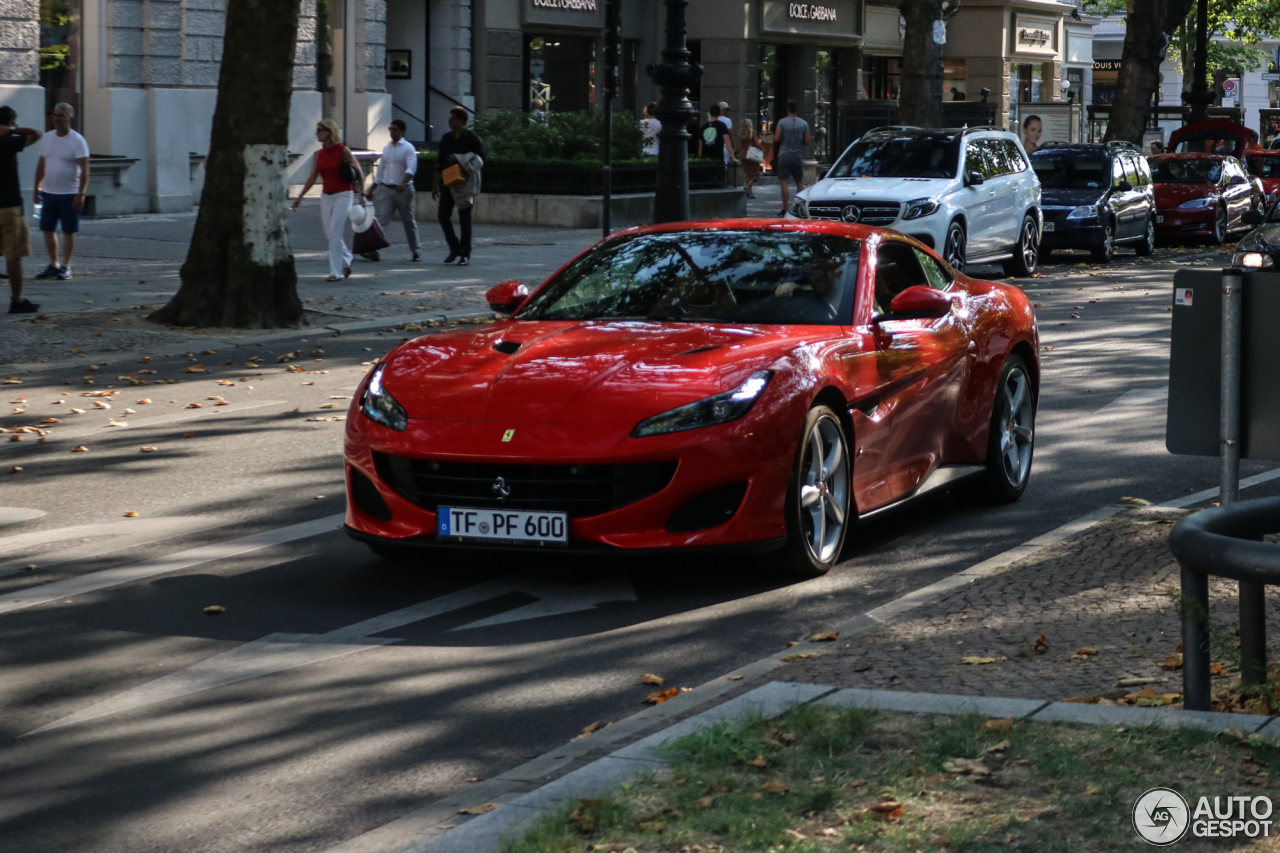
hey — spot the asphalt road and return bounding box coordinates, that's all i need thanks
[2,242,1277,853]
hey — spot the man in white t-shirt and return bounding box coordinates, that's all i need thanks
[33,102,89,281]
[364,119,420,261]
[716,102,734,164]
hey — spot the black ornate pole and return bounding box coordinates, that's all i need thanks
[1184,0,1213,121]
[646,0,702,223]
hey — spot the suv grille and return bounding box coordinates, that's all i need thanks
[807,202,902,225]
[374,454,678,518]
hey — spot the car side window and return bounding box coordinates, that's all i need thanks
[1112,156,1127,189]
[913,248,954,290]
[1001,140,1027,173]
[873,241,930,313]
[1133,154,1152,186]
[1122,155,1140,187]
[965,140,1002,180]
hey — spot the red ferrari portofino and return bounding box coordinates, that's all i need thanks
[344,220,1040,576]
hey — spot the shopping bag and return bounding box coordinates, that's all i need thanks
[352,216,391,255]
[441,163,466,187]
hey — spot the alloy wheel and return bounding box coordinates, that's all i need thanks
[1020,219,1038,270]
[798,415,850,564]
[945,224,966,273]
[1214,206,1227,243]
[998,367,1034,490]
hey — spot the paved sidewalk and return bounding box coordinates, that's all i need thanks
[782,506,1280,709]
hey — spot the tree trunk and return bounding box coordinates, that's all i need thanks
[897,0,949,128]
[1104,0,1194,143]
[151,0,303,329]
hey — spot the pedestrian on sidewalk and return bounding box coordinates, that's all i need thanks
[290,118,366,282]
[698,104,736,168]
[641,103,661,157]
[736,119,762,199]
[0,105,42,314]
[33,102,89,282]
[364,119,420,262]
[774,100,809,216]
[433,107,484,266]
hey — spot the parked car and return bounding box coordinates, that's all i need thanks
[1168,118,1258,159]
[786,126,1043,277]
[1149,154,1264,244]
[344,219,1040,577]
[1031,141,1156,262]
[1244,148,1280,210]
[1233,205,1280,269]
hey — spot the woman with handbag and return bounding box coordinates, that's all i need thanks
[433,107,485,265]
[737,119,764,199]
[290,118,366,281]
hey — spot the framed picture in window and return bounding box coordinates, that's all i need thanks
[387,50,411,80]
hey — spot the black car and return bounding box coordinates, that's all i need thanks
[1030,142,1157,262]
[1233,205,1280,269]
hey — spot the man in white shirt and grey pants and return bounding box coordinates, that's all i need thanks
[365,119,420,261]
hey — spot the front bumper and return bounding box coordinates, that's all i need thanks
[1040,217,1106,248]
[1155,208,1214,235]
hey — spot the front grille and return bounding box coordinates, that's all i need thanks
[1041,208,1072,222]
[374,454,678,518]
[807,201,902,225]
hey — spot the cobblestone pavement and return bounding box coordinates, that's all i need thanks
[782,507,1280,708]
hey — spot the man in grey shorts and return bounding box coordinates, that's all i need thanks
[774,100,809,216]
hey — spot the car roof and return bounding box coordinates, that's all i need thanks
[1149,153,1229,161]
[1035,141,1138,154]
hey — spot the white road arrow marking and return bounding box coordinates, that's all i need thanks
[0,507,46,527]
[24,575,637,735]
[0,515,228,578]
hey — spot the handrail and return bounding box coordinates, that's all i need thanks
[391,102,428,128]
[429,86,475,114]
[1170,496,1280,710]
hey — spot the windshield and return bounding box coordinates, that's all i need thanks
[1151,159,1222,184]
[827,133,960,179]
[1030,152,1110,190]
[517,231,859,325]
[1172,131,1244,156]
[1247,155,1280,179]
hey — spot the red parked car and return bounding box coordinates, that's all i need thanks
[1150,153,1263,243]
[343,220,1040,577]
[1244,148,1280,210]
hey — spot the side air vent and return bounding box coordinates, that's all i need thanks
[493,340,521,355]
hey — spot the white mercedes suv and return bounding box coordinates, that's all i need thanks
[787,126,1043,276]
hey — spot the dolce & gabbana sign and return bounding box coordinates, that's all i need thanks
[1010,13,1058,56]
[762,0,862,38]
[524,0,603,28]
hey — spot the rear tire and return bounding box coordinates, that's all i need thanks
[769,405,852,578]
[1002,215,1039,277]
[979,355,1036,503]
[1090,221,1114,263]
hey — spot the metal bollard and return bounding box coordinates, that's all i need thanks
[1181,563,1212,711]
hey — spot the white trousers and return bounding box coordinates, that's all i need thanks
[320,191,354,278]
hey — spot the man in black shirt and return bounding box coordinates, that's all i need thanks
[432,107,484,265]
[697,103,736,167]
[0,106,42,313]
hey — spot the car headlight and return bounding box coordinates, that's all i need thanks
[788,198,809,218]
[902,197,939,220]
[1066,205,1099,220]
[1178,197,1217,210]
[1233,252,1274,268]
[631,370,773,438]
[360,363,408,431]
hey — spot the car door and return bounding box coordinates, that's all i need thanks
[1120,154,1146,238]
[1001,139,1036,237]
[860,240,973,506]
[984,140,1020,249]
[961,139,1001,254]
[1223,159,1252,225]
[1109,155,1135,239]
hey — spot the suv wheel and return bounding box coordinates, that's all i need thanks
[1002,215,1039,277]
[944,221,966,273]
[1090,221,1114,263]
[1135,216,1156,256]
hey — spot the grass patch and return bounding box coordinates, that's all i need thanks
[503,703,1280,852]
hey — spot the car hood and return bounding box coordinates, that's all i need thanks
[1154,183,1219,206]
[381,321,812,424]
[800,176,958,203]
[1237,222,1280,252]
[1041,188,1106,208]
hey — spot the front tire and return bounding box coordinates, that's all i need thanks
[1090,221,1115,263]
[1210,205,1227,244]
[771,405,852,578]
[979,355,1035,503]
[1002,215,1039,277]
[1135,216,1156,256]
[943,221,967,273]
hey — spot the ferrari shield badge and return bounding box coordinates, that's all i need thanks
[501,429,515,442]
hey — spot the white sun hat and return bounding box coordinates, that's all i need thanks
[347,203,376,233]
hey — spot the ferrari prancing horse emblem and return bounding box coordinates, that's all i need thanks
[501,429,515,442]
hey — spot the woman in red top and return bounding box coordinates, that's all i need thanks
[291,118,366,281]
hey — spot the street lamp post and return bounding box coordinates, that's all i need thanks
[646,0,702,224]
[1184,0,1213,121]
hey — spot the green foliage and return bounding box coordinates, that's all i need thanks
[470,109,644,162]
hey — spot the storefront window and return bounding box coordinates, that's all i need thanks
[527,35,596,115]
[1015,63,1042,103]
[758,44,785,131]
[863,55,901,100]
[39,0,80,129]
[943,58,967,101]
[813,49,836,160]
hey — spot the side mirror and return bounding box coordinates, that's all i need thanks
[486,280,530,314]
[966,170,985,186]
[1116,180,1132,192]
[1243,208,1265,225]
[888,285,953,318]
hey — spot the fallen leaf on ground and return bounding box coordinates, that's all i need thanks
[203,606,225,614]
[746,755,768,768]
[9,467,22,473]
[810,631,839,642]
[1119,496,1153,505]
[1164,654,1184,670]
[123,511,139,517]
[783,828,807,841]
[182,365,206,373]
[985,739,1011,754]
[640,673,665,686]
[1210,662,1229,676]
[185,403,203,409]
[759,778,788,794]
[981,718,1013,733]
[962,656,998,665]
[572,721,606,740]
[870,797,905,820]
[727,675,744,680]
[1076,647,1099,656]
[1032,634,1049,653]
[71,445,88,452]
[466,777,485,783]
[457,803,499,815]
[644,686,680,704]
[848,779,867,788]
[139,446,157,453]
[183,432,195,438]
[943,758,991,776]
[1085,784,1102,795]
[1062,695,1107,704]
[764,729,798,747]
[20,564,35,571]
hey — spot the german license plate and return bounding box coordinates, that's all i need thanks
[1156,215,1164,223]
[437,506,568,545]
[1042,221,1055,232]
